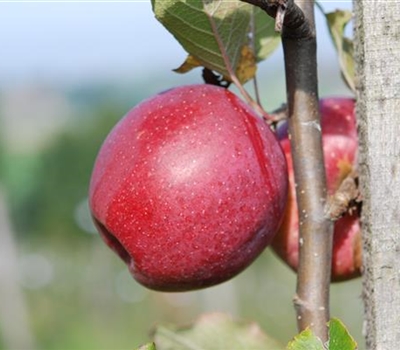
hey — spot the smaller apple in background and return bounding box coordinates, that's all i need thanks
[272,98,362,281]
[89,84,288,292]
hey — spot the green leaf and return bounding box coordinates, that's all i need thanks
[153,312,285,350]
[135,342,157,350]
[286,328,325,350]
[173,54,203,73]
[253,7,280,62]
[286,318,358,350]
[151,0,279,83]
[325,10,355,92]
[328,318,358,350]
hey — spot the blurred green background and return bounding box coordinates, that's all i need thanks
[0,2,363,350]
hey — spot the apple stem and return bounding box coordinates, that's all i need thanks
[241,0,334,342]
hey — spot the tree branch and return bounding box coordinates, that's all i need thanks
[241,0,313,36]
[241,0,333,341]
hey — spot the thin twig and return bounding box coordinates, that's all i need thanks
[270,104,288,122]
[325,170,360,221]
[314,1,325,15]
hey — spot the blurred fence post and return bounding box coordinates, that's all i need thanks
[354,1,400,349]
[0,188,35,350]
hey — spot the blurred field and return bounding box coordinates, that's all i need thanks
[0,71,364,350]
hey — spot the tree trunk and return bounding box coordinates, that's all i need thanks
[353,1,400,349]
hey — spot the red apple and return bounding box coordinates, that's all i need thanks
[272,97,362,281]
[89,84,288,291]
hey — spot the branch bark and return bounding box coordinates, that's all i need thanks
[241,0,312,36]
[353,1,400,349]
[241,0,333,341]
[282,2,332,341]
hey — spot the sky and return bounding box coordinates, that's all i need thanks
[0,1,353,88]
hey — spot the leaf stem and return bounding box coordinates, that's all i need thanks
[249,12,263,108]
[314,1,325,15]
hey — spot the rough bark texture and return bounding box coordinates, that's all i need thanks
[353,1,400,349]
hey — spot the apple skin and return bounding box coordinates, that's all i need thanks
[89,84,288,291]
[272,97,362,281]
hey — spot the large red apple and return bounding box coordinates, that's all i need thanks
[272,97,362,281]
[89,84,288,291]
